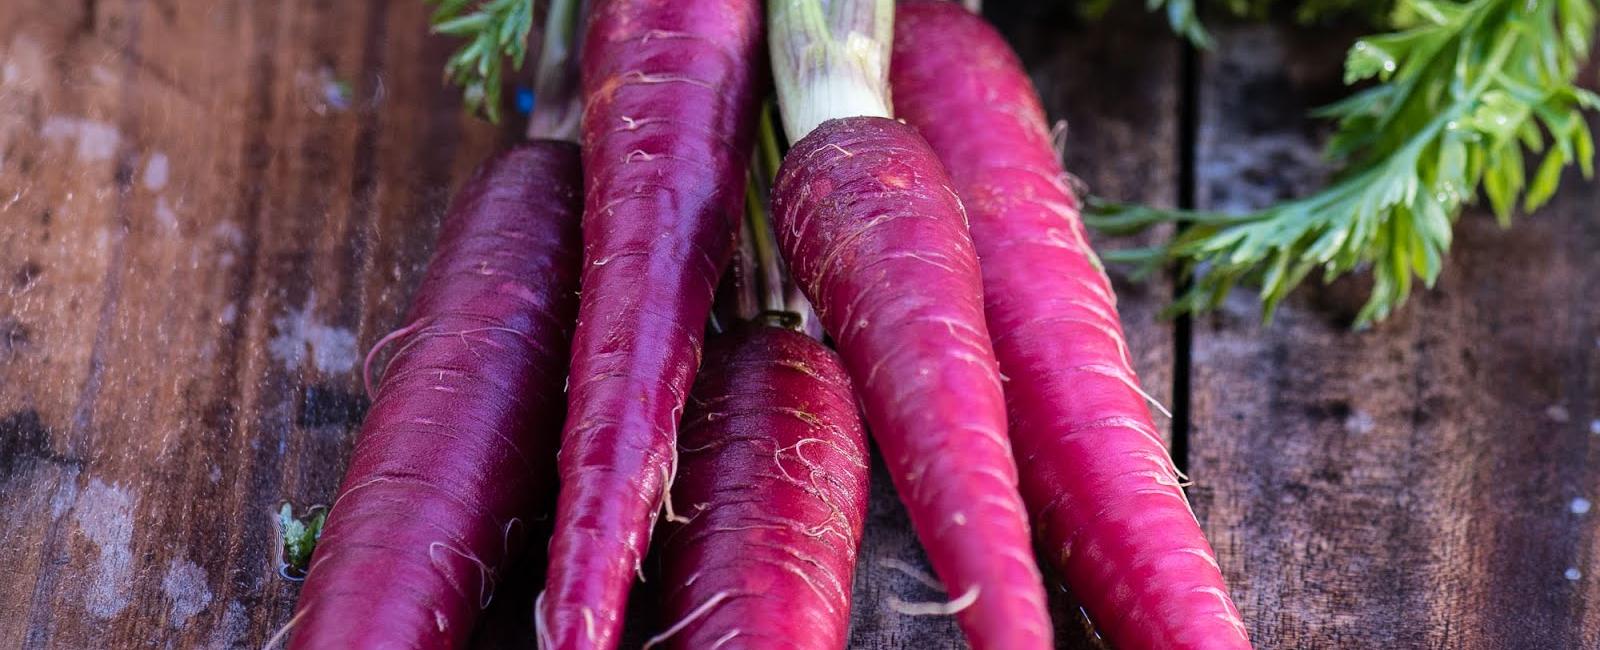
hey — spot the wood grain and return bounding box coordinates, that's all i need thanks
[0,0,504,646]
[1188,24,1600,649]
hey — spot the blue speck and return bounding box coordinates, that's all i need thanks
[515,87,535,115]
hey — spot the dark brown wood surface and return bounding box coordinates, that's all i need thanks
[0,0,507,646]
[1187,25,1600,649]
[0,1,1594,648]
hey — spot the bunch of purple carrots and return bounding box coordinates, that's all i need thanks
[282,1,1248,648]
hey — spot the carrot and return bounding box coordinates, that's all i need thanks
[647,323,868,650]
[765,2,1052,647]
[288,141,583,649]
[537,1,765,647]
[890,3,1251,648]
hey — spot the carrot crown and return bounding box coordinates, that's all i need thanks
[768,0,894,143]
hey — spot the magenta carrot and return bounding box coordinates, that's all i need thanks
[648,324,868,650]
[538,1,765,647]
[289,142,583,649]
[765,2,1052,647]
[890,3,1251,648]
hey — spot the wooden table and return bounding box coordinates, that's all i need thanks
[3,1,1596,647]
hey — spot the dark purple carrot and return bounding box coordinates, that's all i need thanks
[649,156,865,649]
[764,1,1052,647]
[890,3,1250,648]
[537,1,766,648]
[647,323,868,650]
[289,141,583,649]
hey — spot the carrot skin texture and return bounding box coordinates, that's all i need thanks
[539,1,765,648]
[289,142,583,649]
[890,4,1251,648]
[655,325,868,650]
[769,116,1052,649]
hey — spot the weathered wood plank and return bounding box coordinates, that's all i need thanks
[0,0,504,646]
[1188,24,1600,649]
[844,3,1183,648]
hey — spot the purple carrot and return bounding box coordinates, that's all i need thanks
[537,1,766,648]
[289,142,583,649]
[649,324,868,650]
[891,3,1250,648]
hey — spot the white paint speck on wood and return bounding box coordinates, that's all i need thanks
[70,479,137,619]
[161,558,213,628]
[41,116,123,162]
[268,291,359,374]
[143,152,170,190]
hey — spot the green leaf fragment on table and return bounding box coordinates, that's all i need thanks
[430,0,535,123]
[1087,0,1600,327]
[279,503,327,575]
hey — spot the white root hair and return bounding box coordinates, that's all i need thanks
[660,462,691,524]
[262,607,308,650]
[534,591,553,650]
[888,585,981,617]
[877,557,945,592]
[641,591,735,649]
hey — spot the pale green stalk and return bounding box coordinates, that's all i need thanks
[768,0,894,143]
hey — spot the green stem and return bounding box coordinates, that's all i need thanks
[744,101,821,337]
[746,178,788,317]
[768,0,894,144]
[756,103,785,183]
[526,0,583,141]
[731,192,764,323]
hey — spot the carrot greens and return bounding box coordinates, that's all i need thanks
[429,0,536,123]
[1092,0,1599,326]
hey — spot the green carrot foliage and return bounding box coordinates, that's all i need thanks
[1091,0,1598,326]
